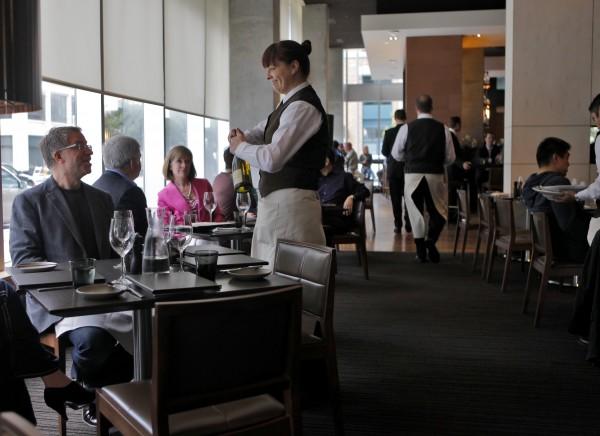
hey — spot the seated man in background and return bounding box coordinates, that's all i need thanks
[359,145,374,180]
[93,135,148,235]
[318,148,370,246]
[213,147,236,221]
[10,126,133,426]
[474,132,502,191]
[522,137,589,263]
[343,142,359,174]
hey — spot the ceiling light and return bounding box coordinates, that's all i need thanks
[476,33,481,38]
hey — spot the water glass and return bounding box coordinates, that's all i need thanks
[69,258,96,288]
[184,212,198,225]
[193,250,219,281]
[169,215,193,271]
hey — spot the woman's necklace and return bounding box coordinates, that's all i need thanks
[177,182,193,200]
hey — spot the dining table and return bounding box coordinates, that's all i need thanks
[13,257,298,381]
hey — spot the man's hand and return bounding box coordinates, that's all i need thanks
[228,128,246,153]
[342,195,354,215]
[463,161,472,171]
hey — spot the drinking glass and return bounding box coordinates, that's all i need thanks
[235,191,251,230]
[169,215,193,271]
[109,211,135,287]
[184,211,198,226]
[203,192,216,222]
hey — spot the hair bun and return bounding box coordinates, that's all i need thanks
[301,40,312,56]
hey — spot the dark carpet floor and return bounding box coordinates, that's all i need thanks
[27,251,600,435]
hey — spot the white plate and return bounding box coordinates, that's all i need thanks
[14,261,58,273]
[212,227,243,234]
[227,267,271,280]
[192,221,237,228]
[76,284,124,300]
[532,185,584,201]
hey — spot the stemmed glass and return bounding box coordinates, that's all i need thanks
[109,210,135,288]
[168,215,192,271]
[203,192,216,222]
[236,191,251,230]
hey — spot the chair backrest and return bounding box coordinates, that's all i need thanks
[456,189,469,222]
[0,412,41,436]
[494,197,514,238]
[151,286,302,434]
[364,181,374,207]
[273,240,336,340]
[529,211,552,259]
[477,193,492,229]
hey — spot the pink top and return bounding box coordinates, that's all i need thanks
[157,178,225,224]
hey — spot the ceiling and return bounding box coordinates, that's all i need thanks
[303,0,506,81]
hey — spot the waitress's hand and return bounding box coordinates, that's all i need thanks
[228,128,246,153]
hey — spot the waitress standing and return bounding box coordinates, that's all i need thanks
[228,39,328,265]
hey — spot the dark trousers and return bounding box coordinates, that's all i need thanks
[0,281,58,424]
[410,177,446,243]
[388,176,410,230]
[67,327,133,388]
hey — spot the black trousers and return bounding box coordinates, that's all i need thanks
[410,177,446,243]
[0,281,58,424]
[388,176,410,230]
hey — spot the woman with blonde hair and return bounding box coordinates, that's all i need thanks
[158,145,224,223]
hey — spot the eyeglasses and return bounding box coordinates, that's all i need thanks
[56,142,92,153]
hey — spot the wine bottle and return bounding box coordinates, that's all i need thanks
[232,156,253,193]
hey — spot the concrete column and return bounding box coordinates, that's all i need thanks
[229,0,278,130]
[303,4,329,108]
[405,36,463,124]
[461,48,484,143]
[327,47,344,141]
[505,0,597,191]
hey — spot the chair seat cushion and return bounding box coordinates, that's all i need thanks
[533,256,583,272]
[100,381,285,436]
[496,233,530,248]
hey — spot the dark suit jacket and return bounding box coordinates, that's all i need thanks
[381,124,405,180]
[9,177,114,332]
[93,170,148,236]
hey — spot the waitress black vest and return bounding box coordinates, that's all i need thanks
[259,85,329,197]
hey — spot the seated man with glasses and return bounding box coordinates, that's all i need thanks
[9,126,133,426]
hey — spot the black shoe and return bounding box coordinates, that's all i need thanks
[578,337,590,346]
[82,404,97,427]
[44,381,95,420]
[426,240,440,263]
[415,239,428,263]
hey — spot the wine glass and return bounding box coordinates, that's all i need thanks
[109,211,135,287]
[169,215,192,271]
[236,191,251,230]
[203,192,216,222]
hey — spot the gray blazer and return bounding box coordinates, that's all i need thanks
[10,177,114,333]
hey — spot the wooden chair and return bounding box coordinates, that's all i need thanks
[522,212,584,327]
[332,200,369,280]
[0,412,41,436]
[486,197,531,292]
[274,240,344,436]
[97,286,302,436]
[39,331,68,436]
[364,181,376,233]
[473,193,494,276]
[452,189,478,261]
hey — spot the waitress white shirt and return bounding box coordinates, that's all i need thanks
[234,82,323,172]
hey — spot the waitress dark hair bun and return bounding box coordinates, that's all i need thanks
[301,40,312,56]
[262,39,311,77]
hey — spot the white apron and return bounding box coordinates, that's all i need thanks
[404,173,448,239]
[251,188,325,266]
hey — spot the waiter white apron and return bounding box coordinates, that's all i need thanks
[252,188,325,266]
[404,173,448,239]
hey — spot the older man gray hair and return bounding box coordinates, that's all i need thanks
[103,135,142,170]
[94,135,148,234]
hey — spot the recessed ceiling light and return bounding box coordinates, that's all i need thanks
[476,33,481,38]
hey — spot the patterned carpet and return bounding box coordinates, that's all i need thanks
[27,251,600,435]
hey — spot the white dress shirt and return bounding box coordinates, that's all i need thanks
[576,134,600,201]
[390,113,455,165]
[234,82,323,173]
